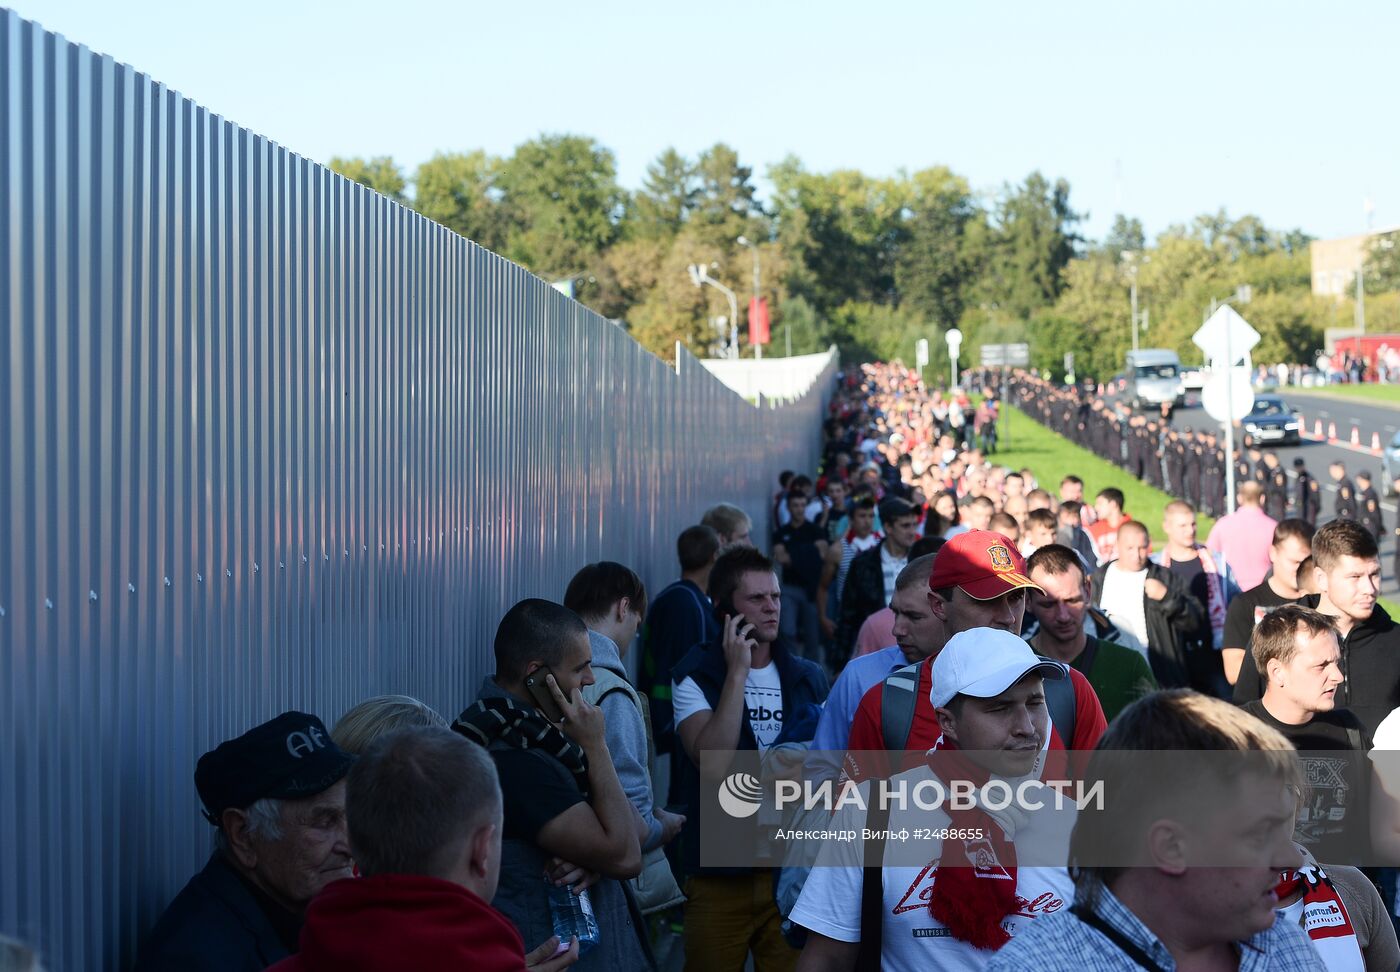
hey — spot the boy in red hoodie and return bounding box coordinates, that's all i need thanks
[270,726,577,972]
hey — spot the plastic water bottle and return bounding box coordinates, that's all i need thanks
[546,880,600,956]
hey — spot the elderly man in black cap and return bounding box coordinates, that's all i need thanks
[135,711,356,971]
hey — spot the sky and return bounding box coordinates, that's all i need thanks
[11,0,1398,244]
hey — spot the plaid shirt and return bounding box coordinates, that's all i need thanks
[985,886,1326,971]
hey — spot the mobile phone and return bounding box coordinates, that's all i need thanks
[524,667,567,725]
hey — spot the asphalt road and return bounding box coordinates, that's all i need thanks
[1106,388,1400,593]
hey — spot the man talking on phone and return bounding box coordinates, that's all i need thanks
[455,599,654,970]
[671,547,830,971]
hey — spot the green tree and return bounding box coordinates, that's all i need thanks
[775,296,831,356]
[494,134,625,276]
[413,151,504,250]
[827,301,935,363]
[770,158,909,314]
[1365,231,1400,294]
[1101,214,1145,261]
[973,172,1082,320]
[895,167,978,329]
[329,155,407,203]
[632,148,696,240]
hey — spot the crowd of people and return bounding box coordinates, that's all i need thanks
[104,360,1400,972]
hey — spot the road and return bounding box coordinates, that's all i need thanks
[1109,388,1400,594]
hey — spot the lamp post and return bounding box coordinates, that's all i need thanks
[736,236,764,360]
[688,263,740,360]
[1122,251,1145,351]
[946,328,963,389]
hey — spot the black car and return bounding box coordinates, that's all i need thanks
[1241,394,1301,445]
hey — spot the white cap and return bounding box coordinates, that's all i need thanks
[930,628,1069,708]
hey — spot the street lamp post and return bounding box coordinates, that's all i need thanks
[737,236,763,360]
[688,263,740,361]
[1122,252,1143,351]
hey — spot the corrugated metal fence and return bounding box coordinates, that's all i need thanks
[0,10,836,968]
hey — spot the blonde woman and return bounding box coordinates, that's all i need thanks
[332,696,447,755]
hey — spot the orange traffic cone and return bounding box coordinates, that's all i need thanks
[1328,422,1337,442]
[1372,433,1382,454]
[1314,419,1324,438]
[1351,426,1361,446]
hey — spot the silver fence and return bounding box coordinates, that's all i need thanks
[0,10,837,968]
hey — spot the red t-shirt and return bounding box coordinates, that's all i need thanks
[842,658,1107,784]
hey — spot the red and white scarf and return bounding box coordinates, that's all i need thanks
[1188,545,1229,648]
[1274,858,1364,972]
[924,732,1053,951]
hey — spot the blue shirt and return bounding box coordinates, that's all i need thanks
[985,885,1326,971]
[809,645,907,780]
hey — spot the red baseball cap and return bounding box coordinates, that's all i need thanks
[928,529,1041,600]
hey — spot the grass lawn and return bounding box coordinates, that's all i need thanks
[1288,384,1400,407]
[989,406,1400,618]
[994,405,1213,543]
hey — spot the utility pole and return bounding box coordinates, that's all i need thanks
[737,236,763,359]
[1122,251,1143,351]
[1357,261,1366,336]
[1130,271,1139,351]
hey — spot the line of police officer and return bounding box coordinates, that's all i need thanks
[1006,373,1322,523]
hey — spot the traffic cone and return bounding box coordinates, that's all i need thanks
[1351,426,1361,447]
[1328,422,1337,442]
[1372,432,1382,455]
[1314,419,1323,438]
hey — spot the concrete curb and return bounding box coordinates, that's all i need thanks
[1281,387,1400,412]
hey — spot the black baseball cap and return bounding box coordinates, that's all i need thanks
[1293,458,1306,468]
[195,711,355,824]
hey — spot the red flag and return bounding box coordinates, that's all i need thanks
[748,297,770,346]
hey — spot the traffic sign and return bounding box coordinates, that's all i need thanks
[1201,366,1254,423]
[916,338,929,370]
[1192,305,1260,367]
[945,328,963,354]
[980,343,1030,367]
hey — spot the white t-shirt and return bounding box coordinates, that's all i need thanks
[1372,708,1400,750]
[1099,566,1149,657]
[790,765,1075,971]
[673,662,785,752]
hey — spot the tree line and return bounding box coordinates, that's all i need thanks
[330,138,1397,380]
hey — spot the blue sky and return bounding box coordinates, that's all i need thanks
[13,0,1397,243]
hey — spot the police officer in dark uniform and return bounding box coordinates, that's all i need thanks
[1234,448,1252,493]
[1331,461,1358,520]
[1249,446,1268,486]
[1184,429,1203,511]
[1167,430,1185,495]
[1293,457,1320,524]
[1203,434,1222,517]
[1357,470,1385,544]
[1261,452,1288,522]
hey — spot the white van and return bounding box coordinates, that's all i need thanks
[1124,349,1184,409]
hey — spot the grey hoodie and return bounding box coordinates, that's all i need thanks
[587,629,664,851]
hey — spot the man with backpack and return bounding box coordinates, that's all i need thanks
[841,531,1106,786]
[791,630,1079,970]
[565,562,685,918]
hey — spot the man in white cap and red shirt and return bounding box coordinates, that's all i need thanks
[842,530,1106,784]
[793,628,1079,970]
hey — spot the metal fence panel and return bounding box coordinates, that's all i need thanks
[0,10,837,968]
